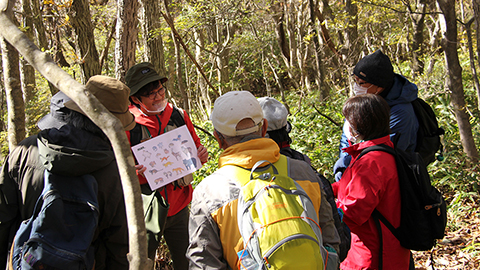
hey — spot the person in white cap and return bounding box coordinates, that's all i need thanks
[187,91,335,269]
[0,76,134,269]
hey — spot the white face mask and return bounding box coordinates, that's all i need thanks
[353,82,373,96]
[135,97,168,115]
[346,120,362,144]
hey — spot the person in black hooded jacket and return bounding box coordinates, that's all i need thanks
[0,76,135,269]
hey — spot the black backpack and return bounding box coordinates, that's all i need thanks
[357,144,447,251]
[9,170,99,270]
[412,98,445,165]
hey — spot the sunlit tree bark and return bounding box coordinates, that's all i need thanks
[70,0,101,83]
[1,4,25,151]
[139,0,166,77]
[115,0,138,82]
[437,0,479,161]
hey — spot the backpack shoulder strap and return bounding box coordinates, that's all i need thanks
[129,123,144,146]
[355,145,400,237]
[357,145,400,270]
[353,144,395,166]
[131,106,186,146]
[170,106,186,127]
[219,155,289,187]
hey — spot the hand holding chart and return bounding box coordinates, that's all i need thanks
[131,125,202,190]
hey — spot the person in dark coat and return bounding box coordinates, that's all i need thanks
[334,50,419,182]
[0,76,135,269]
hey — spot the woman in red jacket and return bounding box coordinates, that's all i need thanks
[332,94,410,270]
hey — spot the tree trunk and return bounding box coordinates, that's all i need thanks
[344,0,360,96]
[437,0,479,161]
[163,0,188,111]
[266,47,287,102]
[271,0,300,91]
[283,0,301,90]
[409,0,427,77]
[139,0,166,77]
[308,0,324,99]
[99,18,117,71]
[194,28,211,120]
[1,5,25,151]
[20,0,35,135]
[262,53,272,97]
[70,0,101,83]
[115,0,138,82]
[464,17,480,111]
[30,0,57,95]
[296,0,308,93]
[166,28,175,93]
[173,31,188,111]
[215,21,231,95]
[271,1,290,63]
[472,0,480,75]
[0,0,152,267]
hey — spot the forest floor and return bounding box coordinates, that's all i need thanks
[153,192,480,270]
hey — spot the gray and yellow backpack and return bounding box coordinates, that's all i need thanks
[221,155,333,270]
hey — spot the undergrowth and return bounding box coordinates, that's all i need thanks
[191,84,480,267]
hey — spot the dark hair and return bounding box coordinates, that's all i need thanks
[65,110,108,140]
[133,80,161,98]
[342,94,391,141]
[130,80,163,108]
[266,126,292,145]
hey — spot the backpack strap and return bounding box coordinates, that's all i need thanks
[356,145,401,235]
[373,214,384,270]
[356,144,404,270]
[129,123,144,146]
[355,144,395,162]
[169,106,186,127]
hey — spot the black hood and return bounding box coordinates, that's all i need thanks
[37,125,115,176]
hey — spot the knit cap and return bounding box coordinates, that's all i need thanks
[353,50,394,89]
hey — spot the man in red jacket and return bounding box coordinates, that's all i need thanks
[125,62,208,270]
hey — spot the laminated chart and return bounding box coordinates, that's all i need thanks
[131,125,202,190]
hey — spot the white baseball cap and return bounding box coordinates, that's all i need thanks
[211,91,264,137]
[258,97,288,131]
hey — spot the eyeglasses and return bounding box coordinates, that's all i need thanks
[142,87,166,100]
[353,75,371,87]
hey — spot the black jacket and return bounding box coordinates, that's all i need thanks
[0,125,129,269]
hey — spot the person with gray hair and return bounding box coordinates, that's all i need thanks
[187,91,337,269]
[259,96,347,261]
[0,76,133,269]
